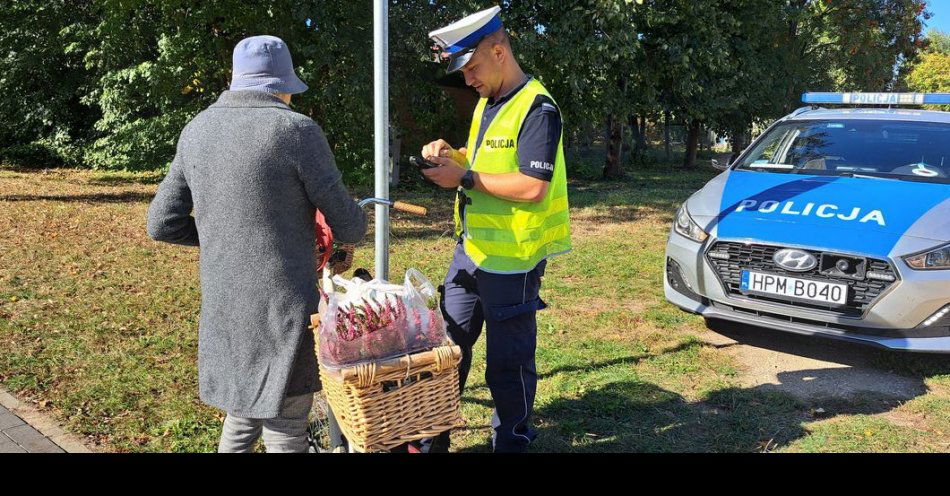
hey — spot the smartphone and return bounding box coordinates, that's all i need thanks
[409,155,441,169]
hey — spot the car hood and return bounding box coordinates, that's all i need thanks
[690,170,949,258]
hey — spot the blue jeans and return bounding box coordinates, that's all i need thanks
[438,242,547,452]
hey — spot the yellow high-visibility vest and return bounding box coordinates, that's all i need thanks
[453,78,572,274]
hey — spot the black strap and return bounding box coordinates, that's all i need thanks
[456,189,472,227]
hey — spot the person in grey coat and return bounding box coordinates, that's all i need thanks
[146,35,367,453]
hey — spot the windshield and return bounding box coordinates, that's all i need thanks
[735,119,950,183]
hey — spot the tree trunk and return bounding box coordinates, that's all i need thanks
[639,117,648,158]
[603,114,624,179]
[627,114,644,162]
[389,131,401,188]
[627,114,638,154]
[729,128,746,164]
[663,110,672,162]
[683,120,701,168]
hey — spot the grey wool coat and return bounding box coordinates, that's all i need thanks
[146,90,367,418]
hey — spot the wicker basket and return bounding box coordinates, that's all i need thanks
[311,315,465,452]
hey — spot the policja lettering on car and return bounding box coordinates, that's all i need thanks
[734,199,887,226]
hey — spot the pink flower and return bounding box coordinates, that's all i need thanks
[380,298,393,324]
[427,309,444,345]
[364,298,379,331]
[412,308,422,331]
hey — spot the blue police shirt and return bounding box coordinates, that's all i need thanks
[473,76,562,182]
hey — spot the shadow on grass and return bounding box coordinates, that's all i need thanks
[0,192,154,203]
[459,354,656,411]
[525,380,805,452]
[0,166,164,186]
[463,339,698,396]
[507,377,917,453]
[87,175,164,186]
[452,334,937,452]
[454,379,806,452]
[539,355,647,381]
[706,319,950,380]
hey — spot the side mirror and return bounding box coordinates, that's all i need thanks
[710,158,729,171]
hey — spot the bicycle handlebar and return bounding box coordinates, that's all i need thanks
[357,197,427,216]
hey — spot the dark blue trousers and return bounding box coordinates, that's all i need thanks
[437,242,547,452]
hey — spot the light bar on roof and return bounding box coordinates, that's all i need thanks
[802,92,950,105]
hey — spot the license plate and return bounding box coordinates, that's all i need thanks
[740,270,848,305]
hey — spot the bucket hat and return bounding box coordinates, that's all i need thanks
[229,35,308,94]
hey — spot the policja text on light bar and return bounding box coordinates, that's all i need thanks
[802,92,950,105]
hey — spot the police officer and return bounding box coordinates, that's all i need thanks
[420,6,572,453]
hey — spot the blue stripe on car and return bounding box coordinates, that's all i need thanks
[715,170,949,257]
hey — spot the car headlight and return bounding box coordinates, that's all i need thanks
[674,204,708,243]
[904,243,950,270]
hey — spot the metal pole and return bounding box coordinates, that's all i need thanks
[373,0,390,280]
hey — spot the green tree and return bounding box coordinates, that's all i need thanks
[0,0,98,166]
[700,0,790,164]
[635,0,789,168]
[774,0,927,111]
[65,0,454,178]
[906,51,950,110]
[924,28,950,54]
[517,0,647,178]
[0,0,932,176]
[79,2,361,173]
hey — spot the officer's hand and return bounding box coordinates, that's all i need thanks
[422,160,466,188]
[422,139,455,162]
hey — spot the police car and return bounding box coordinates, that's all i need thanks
[664,92,950,353]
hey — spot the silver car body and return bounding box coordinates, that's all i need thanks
[664,107,950,352]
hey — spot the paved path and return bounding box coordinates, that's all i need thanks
[0,389,92,453]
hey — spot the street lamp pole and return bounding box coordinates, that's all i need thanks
[373,0,390,281]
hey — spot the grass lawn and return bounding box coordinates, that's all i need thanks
[1,165,948,452]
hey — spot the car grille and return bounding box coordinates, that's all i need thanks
[706,241,899,317]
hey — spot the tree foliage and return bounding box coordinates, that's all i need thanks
[925,28,950,54]
[0,0,98,166]
[0,0,933,177]
[906,31,950,111]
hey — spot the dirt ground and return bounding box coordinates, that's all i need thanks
[698,322,932,404]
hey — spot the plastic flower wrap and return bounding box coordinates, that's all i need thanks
[318,269,449,368]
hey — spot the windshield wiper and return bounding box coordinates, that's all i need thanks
[742,164,797,174]
[835,172,896,180]
[837,171,949,184]
[788,169,896,180]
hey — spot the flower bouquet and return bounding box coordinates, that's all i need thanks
[317,269,449,369]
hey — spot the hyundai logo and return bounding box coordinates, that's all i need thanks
[773,249,818,272]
